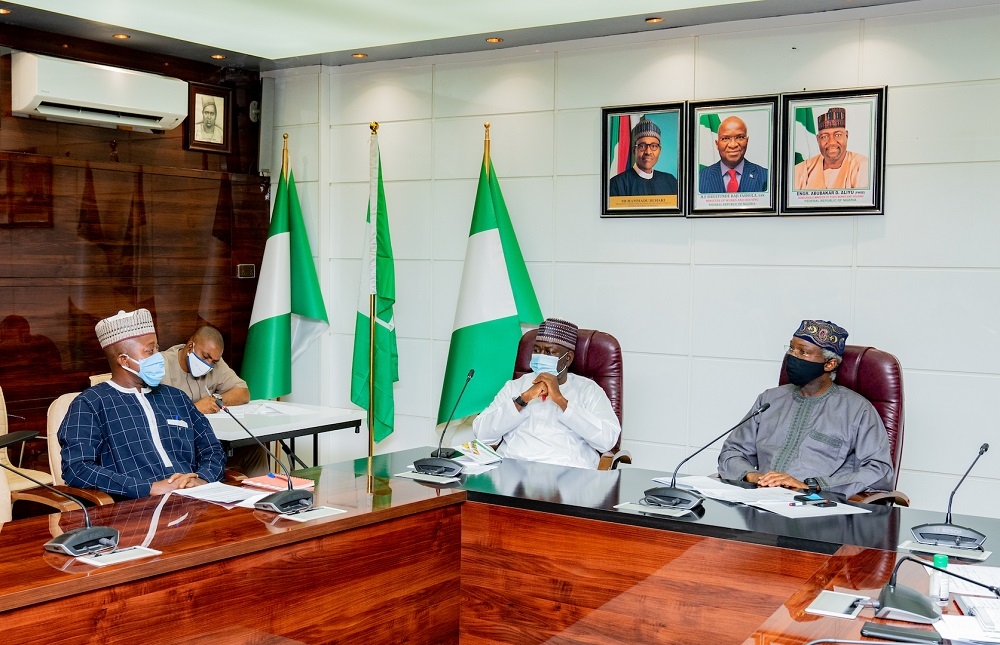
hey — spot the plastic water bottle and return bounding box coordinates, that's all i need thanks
[930,553,949,605]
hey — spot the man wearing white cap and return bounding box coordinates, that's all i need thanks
[473,318,621,470]
[58,309,225,499]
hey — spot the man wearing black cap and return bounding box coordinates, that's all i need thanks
[717,320,893,497]
[608,119,679,197]
[473,318,621,469]
[793,107,870,189]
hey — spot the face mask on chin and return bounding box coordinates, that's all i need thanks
[122,352,166,387]
[187,349,215,378]
[784,353,828,387]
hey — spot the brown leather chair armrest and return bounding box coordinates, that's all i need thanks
[13,485,114,510]
[597,449,632,471]
[223,468,247,484]
[850,490,910,507]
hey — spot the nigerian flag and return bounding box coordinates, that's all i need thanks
[242,140,329,400]
[350,129,399,443]
[437,131,543,424]
[793,106,819,165]
[697,112,722,171]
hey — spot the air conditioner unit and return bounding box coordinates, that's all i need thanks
[11,51,188,131]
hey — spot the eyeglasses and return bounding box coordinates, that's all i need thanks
[634,142,661,152]
[719,134,747,144]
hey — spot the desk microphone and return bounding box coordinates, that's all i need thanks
[876,554,1000,624]
[211,395,313,514]
[911,443,989,549]
[643,402,770,511]
[0,431,119,556]
[413,369,474,478]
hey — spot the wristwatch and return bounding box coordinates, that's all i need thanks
[804,477,820,492]
[513,395,528,408]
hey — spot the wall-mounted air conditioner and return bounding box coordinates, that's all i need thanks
[11,51,188,131]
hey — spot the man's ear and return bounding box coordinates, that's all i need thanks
[564,350,575,366]
[824,357,840,372]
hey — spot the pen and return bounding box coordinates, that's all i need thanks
[267,472,289,482]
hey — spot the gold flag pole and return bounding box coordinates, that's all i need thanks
[367,122,379,464]
[484,122,491,178]
[281,133,289,182]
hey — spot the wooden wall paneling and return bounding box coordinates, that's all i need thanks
[460,502,832,645]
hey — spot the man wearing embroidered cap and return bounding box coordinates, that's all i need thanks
[793,107,870,189]
[58,309,225,499]
[717,319,893,497]
[473,318,621,469]
[608,119,679,198]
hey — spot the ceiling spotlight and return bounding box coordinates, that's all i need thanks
[211,54,227,60]
[486,37,503,43]
[645,17,664,24]
[112,33,130,39]
[352,52,368,59]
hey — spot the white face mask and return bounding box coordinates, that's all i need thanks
[187,347,215,378]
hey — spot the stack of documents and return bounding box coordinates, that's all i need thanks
[935,563,1000,644]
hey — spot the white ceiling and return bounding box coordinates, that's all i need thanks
[3,0,919,69]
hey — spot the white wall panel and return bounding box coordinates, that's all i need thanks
[431,260,463,341]
[329,124,371,183]
[328,258,361,334]
[696,21,861,97]
[433,113,554,179]
[434,54,555,118]
[620,440,688,473]
[393,259,433,340]
[858,164,1000,268]
[431,178,478,260]
[691,266,854,361]
[374,414,435,456]
[556,39,695,110]
[394,338,432,418]
[330,65,433,125]
[271,124,320,182]
[863,4,1000,87]
[693,215,855,266]
[330,120,432,183]
[324,332,359,409]
[554,176,693,265]
[554,109,600,176]
[854,268,1000,374]
[689,357,781,446]
[382,180,434,260]
[328,182,368,259]
[624,353,689,445]
[553,263,691,355]
[499,177,555,263]
[275,73,320,127]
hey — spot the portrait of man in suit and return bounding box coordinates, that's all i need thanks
[698,116,768,194]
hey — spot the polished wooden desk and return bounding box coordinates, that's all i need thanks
[207,401,364,468]
[0,469,463,644]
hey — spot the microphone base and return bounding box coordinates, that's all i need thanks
[44,525,120,556]
[413,457,463,478]
[875,583,942,624]
[254,489,314,515]
[431,447,458,459]
[642,486,705,511]
[911,522,987,550]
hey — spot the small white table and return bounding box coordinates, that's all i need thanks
[206,401,364,468]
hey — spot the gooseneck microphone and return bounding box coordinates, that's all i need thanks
[0,431,120,556]
[413,369,475,478]
[211,395,313,514]
[876,554,1000,624]
[643,402,771,511]
[911,443,989,549]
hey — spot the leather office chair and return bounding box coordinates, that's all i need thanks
[12,392,114,511]
[0,385,57,493]
[514,328,630,470]
[779,344,909,506]
[89,373,112,386]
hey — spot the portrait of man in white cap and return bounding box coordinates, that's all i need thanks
[194,94,224,144]
[608,118,679,199]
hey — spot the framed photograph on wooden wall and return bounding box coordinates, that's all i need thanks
[601,103,685,217]
[186,83,232,154]
[780,87,886,215]
[688,95,778,217]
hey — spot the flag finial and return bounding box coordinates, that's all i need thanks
[370,122,379,134]
[281,133,289,181]
[484,122,491,177]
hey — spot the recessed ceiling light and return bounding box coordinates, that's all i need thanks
[645,17,664,23]
[0,8,12,15]
[352,52,368,59]
[211,54,227,60]
[486,37,503,43]
[112,33,130,39]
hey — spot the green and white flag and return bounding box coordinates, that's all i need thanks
[350,130,399,443]
[243,142,329,400]
[437,135,543,424]
[793,106,819,165]
[697,112,722,171]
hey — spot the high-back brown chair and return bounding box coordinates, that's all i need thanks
[514,328,629,470]
[779,344,908,506]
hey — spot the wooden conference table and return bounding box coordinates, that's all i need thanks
[1,447,998,644]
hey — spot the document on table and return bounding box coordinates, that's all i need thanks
[948,563,1000,596]
[748,500,871,518]
[173,482,269,508]
[935,614,1000,644]
[667,475,799,504]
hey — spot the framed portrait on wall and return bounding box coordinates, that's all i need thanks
[186,83,232,154]
[601,103,685,217]
[780,87,886,215]
[687,95,778,217]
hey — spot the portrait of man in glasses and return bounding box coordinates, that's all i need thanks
[608,118,678,198]
[698,116,768,194]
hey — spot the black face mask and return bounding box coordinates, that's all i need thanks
[784,354,828,387]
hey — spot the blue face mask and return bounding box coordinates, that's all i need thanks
[530,353,567,376]
[123,352,166,387]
